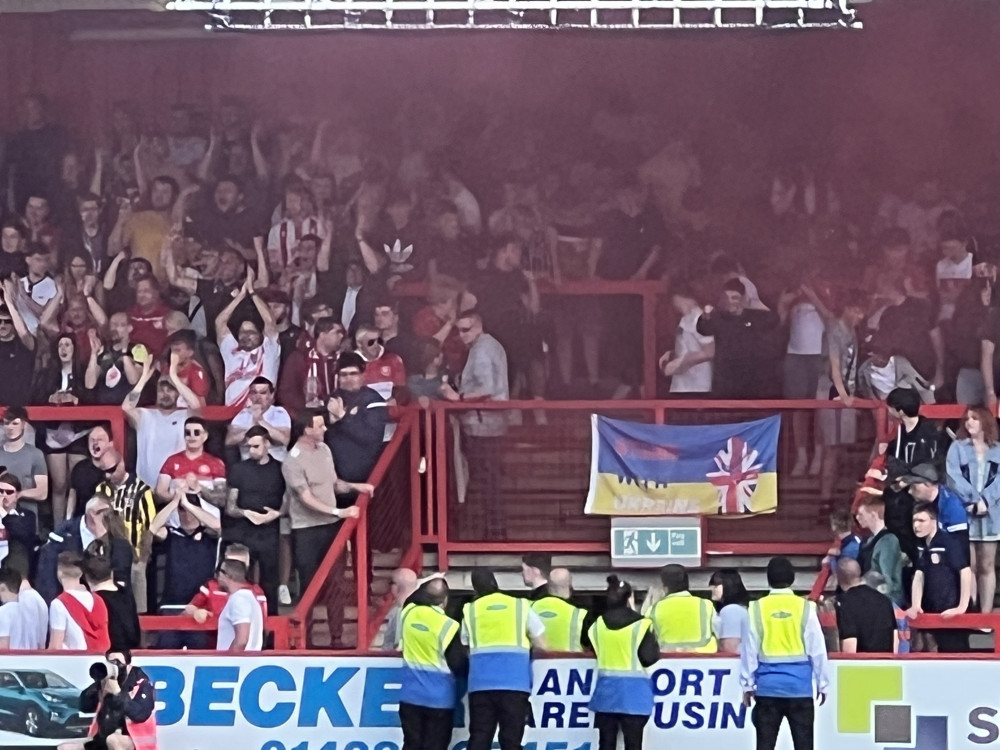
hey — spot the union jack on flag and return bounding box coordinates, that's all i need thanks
[706,437,762,514]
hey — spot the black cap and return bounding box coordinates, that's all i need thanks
[336,351,366,373]
[897,462,940,486]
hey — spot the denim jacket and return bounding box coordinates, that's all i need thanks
[946,439,1000,532]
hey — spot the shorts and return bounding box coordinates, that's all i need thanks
[969,514,1000,542]
[782,354,826,399]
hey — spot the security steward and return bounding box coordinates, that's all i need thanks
[399,578,467,750]
[531,567,588,652]
[648,564,717,653]
[462,568,546,750]
[740,557,829,750]
[588,575,659,750]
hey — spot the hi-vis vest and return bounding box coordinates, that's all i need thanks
[587,617,655,716]
[89,677,158,750]
[748,590,811,663]
[531,596,586,652]
[400,603,460,709]
[462,592,531,693]
[649,592,718,653]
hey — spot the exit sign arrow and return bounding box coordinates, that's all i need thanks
[646,534,661,552]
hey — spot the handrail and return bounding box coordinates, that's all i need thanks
[287,411,418,649]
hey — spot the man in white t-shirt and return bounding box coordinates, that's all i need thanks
[122,356,192,488]
[225,377,291,461]
[935,214,974,323]
[0,567,26,649]
[17,577,48,649]
[48,553,109,651]
[216,277,281,407]
[215,558,264,652]
[778,282,831,476]
[661,285,714,394]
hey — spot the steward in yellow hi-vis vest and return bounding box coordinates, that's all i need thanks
[529,567,589,652]
[399,578,467,750]
[462,569,546,750]
[739,557,829,750]
[649,564,718,653]
[588,575,659,750]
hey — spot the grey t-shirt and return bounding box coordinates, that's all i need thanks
[0,443,46,490]
[713,603,749,641]
[459,333,509,438]
[822,319,858,396]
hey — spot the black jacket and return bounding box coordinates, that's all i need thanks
[0,507,39,579]
[886,417,942,483]
[37,518,133,602]
[596,606,661,668]
[81,665,156,739]
[325,386,388,485]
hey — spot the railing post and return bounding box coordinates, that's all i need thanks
[434,405,450,571]
[356,512,370,649]
[641,287,658,400]
[410,412,425,540]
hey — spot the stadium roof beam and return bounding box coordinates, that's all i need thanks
[166,0,863,31]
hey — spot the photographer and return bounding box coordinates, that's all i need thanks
[58,648,157,750]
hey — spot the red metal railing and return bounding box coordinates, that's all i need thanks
[393,279,663,398]
[426,398,889,570]
[285,411,420,651]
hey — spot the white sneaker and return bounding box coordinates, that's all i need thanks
[278,585,292,606]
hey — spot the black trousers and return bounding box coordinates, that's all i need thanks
[292,523,347,644]
[224,527,281,615]
[467,690,531,750]
[464,436,504,540]
[399,702,454,750]
[752,696,814,750]
[595,711,649,750]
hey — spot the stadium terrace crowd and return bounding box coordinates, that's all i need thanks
[0,92,997,652]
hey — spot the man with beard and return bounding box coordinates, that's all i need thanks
[185,175,263,252]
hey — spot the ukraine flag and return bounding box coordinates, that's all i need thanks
[585,414,780,516]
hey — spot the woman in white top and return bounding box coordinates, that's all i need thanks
[709,568,750,654]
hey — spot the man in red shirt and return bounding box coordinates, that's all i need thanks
[183,542,268,623]
[128,274,171,357]
[278,317,344,418]
[165,329,209,408]
[153,417,228,508]
[354,323,406,402]
[412,282,467,377]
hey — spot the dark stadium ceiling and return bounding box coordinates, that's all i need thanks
[0,0,866,30]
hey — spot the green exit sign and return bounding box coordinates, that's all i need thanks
[611,517,702,568]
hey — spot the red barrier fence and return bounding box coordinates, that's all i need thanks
[285,411,420,651]
[5,398,985,652]
[393,279,664,398]
[426,398,893,569]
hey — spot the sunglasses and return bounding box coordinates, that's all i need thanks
[0,318,12,325]
[103,463,122,475]
[0,488,16,496]
[364,338,379,347]
[185,429,204,437]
